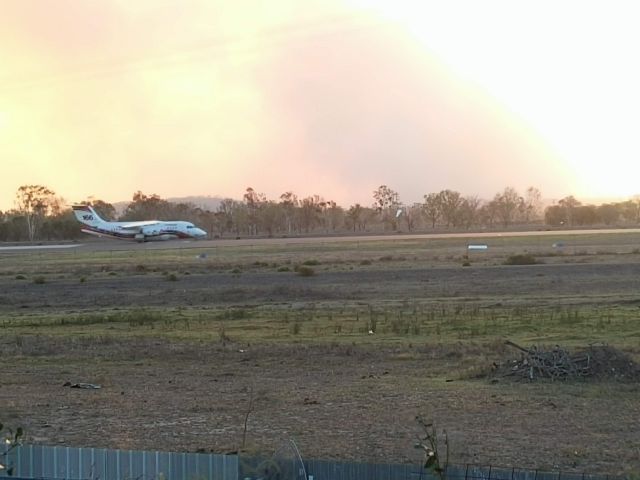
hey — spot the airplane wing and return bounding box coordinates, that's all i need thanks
[120,221,162,229]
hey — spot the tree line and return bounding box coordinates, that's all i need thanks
[1,184,639,242]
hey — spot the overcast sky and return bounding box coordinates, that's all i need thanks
[1,0,639,210]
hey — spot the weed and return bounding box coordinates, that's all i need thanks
[302,259,320,266]
[504,253,538,265]
[32,276,46,284]
[231,268,242,274]
[277,266,290,272]
[79,277,86,283]
[290,322,301,335]
[462,261,471,267]
[15,274,26,280]
[360,259,372,265]
[295,265,315,277]
[166,273,178,281]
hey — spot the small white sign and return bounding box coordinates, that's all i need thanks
[467,244,488,251]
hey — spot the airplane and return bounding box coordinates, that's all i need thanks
[72,205,207,242]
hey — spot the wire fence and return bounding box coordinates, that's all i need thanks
[0,444,622,480]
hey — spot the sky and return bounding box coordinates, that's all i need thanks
[1,0,639,211]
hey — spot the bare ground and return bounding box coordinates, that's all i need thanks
[1,248,640,475]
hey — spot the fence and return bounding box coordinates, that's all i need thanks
[0,445,619,480]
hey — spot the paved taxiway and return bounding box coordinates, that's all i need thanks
[2,226,640,254]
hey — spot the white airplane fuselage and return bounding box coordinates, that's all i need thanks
[72,205,207,242]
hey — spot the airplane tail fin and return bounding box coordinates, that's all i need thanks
[72,205,106,228]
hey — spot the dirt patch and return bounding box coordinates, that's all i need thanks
[1,338,639,475]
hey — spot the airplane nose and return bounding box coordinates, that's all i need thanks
[196,228,207,238]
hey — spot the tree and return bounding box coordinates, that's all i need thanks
[544,204,565,226]
[346,204,364,232]
[298,195,323,233]
[458,196,482,229]
[122,191,170,220]
[522,187,543,223]
[493,187,522,227]
[558,196,581,226]
[243,187,266,236]
[15,185,56,241]
[422,193,442,228]
[85,198,116,221]
[438,190,463,228]
[401,203,422,232]
[279,192,299,234]
[621,196,640,224]
[372,185,401,231]
[597,203,620,225]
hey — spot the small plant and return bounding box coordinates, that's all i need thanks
[504,253,538,265]
[302,259,320,266]
[276,266,290,272]
[108,271,117,276]
[134,264,146,272]
[219,323,231,345]
[14,275,26,280]
[290,321,301,335]
[32,276,45,284]
[359,259,372,266]
[231,268,242,274]
[295,265,315,277]
[414,416,449,480]
[166,273,178,281]
[1,422,24,476]
[462,261,471,267]
[79,277,86,283]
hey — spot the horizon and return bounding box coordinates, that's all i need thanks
[2,1,640,211]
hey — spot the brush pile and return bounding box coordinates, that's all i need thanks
[493,340,640,382]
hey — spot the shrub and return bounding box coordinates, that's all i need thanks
[295,265,315,277]
[504,253,538,265]
[462,261,471,267]
[15,274,26,280]
[359,259,372,266]
[302,259,320,266]
[277,266,290,272]
[33,276,46,284]
[166,273,178,281]
[79,277,86,283]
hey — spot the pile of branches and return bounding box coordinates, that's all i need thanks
[493,341,640,382]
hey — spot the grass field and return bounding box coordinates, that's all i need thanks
[1,232,639,475]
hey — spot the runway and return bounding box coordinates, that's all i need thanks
[2,226,640,254]
[0,243,84,252]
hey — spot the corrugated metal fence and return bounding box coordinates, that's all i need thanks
[0,445,617,480]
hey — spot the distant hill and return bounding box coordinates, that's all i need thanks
[112,195,228,215]
[166,195,226,211]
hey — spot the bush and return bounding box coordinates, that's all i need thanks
[33,276,46,284]
[166,273,178,281]
[277,266,291,272]
[359,259,372,266]
[462,261,471,267]
[504,253,538,265]
[302,259,320,266]
[295,265,315,277]
[15,274,26,280]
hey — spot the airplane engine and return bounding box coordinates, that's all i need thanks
[134,233,145,243]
